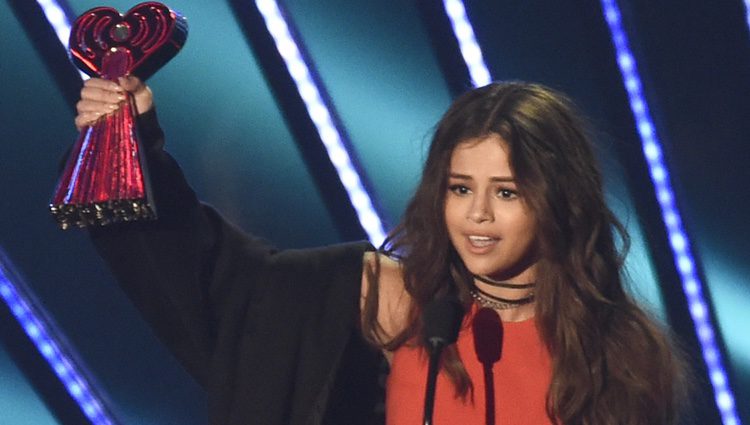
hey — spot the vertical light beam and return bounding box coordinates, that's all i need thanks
[600,1,741,424]
[254,0,387,246]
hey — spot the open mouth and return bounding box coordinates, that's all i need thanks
[467,235,499,248]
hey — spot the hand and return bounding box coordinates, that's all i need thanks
[75,76,153,130]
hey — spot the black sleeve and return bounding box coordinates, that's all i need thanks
[89,110,372,389]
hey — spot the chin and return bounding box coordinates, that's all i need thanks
[462,259,507,278]
[461,255,535,282]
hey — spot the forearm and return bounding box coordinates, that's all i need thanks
[87,109,217,384]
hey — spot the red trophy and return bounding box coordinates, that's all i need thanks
[50,2,187,229]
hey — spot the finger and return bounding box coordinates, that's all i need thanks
[118,76,144,93]
[81,86,126,104]
[119,76,153,115]
[83,77,123,92]
[74,111,104,129]
[76,97,121,116]
[76,99,121,115]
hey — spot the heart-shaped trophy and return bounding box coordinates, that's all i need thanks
[50,2,187,229]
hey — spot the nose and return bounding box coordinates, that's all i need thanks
[467,194,493,223]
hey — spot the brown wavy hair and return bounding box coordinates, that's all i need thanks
[362,81,689,424]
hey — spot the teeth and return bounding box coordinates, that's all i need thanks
[468,235,497,247]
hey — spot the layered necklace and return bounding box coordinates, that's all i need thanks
[469,274,535,310]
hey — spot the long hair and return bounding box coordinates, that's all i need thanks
[362,81,689,424]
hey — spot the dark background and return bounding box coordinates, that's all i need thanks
[1,0,747,423]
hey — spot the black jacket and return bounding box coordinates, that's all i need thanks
[90,110,383,424]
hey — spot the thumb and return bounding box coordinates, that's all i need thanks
[118,76,145,93]
[117,76,154,115]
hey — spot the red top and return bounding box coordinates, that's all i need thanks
[386,307,553,424]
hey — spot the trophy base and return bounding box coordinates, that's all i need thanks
[50,199,156,230]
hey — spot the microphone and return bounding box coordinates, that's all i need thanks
[472,308,503,425]
[421,298,463,425]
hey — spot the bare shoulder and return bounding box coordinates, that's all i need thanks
[361,252,411,342]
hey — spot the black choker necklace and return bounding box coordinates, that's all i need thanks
[469,285,535,310]
[473,274,536,289]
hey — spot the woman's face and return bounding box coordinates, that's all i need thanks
[444,134,539,282]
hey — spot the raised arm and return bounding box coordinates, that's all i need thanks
[75,79,382,424]
[78,77,278,385]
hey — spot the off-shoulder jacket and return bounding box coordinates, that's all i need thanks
[90,110,383,425]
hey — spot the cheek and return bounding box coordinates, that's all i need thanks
[518,213,536,235]
[503,208,537,243]
[513,217,539,254]
[443,198,462,232]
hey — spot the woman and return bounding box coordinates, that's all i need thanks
[76,78,688,424]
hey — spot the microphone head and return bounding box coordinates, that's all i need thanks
[422,298,464,351]
[472,307,503,365]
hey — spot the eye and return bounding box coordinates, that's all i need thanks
[497,188,518,199]
[448,184,471,196]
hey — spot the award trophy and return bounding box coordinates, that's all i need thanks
[50,2,187,229]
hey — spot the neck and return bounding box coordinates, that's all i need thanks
[473,274,535,289]
[496,302,535,322]
[473,277,534,303]
[471,276,536,322]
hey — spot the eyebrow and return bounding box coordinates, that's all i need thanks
[448,172,515,182]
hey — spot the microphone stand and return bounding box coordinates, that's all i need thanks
[473,307,503,425]
[481,354,496,425]
[423,339,445,425]
[420,298,462,425]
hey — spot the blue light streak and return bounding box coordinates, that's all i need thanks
[442,0,492,87]
[36,0,69,46]
[35,0,88,80]
[0,253,115,425]
[254,0,387,246]
[600,1,741,423]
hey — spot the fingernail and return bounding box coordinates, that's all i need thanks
[117,94,126,101]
